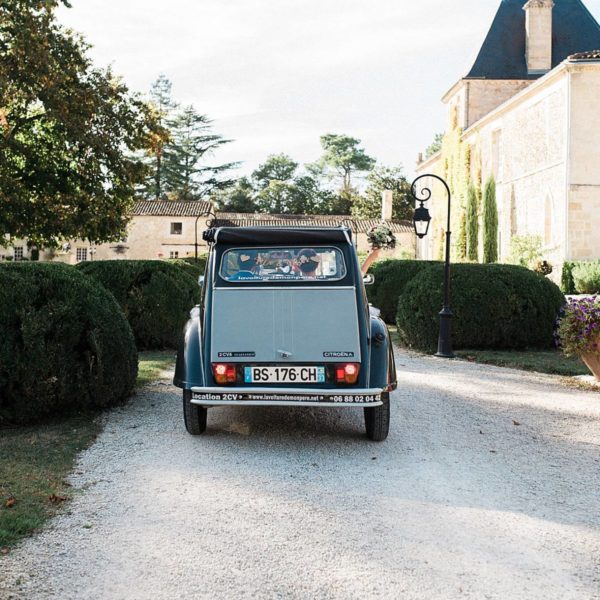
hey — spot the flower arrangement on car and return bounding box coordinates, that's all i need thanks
[556,296,600,380]
[367,223,396,250]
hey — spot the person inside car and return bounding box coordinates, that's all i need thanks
[230,251,260,280]
[296,248,320,279]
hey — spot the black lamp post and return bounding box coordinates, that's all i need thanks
[410,174,455,359]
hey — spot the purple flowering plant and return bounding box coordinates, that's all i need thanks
[556,296,600,356]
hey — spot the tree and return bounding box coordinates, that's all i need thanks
[351,165,412,221]
[425,133,443,158]
[252,154,298,189]
[141,75,175,200]
[457,211,467,260]
[482,176,499,263]
[163,105,238,200]
[212,178,257,213]
[0,0,157,246]
[311,134,375,192]
[251,155,334,214]
[466,180,479,262]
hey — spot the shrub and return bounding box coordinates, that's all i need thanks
[556,297,600,357]
[366,259,441,323]
[572,261,600,295]
[77,260,198,349]
[0,263,137,425]
[170,256,208,281]
[561,261,577,294]
[507,234,543,268]
[396,263,565,352]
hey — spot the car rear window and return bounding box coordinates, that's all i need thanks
[220,247,347,282]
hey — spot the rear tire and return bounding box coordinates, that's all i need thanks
[364,392,390,441]
[183,389,207,435]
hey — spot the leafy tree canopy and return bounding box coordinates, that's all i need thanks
[0,0,157,246]
[425,133,443,158]
[252,154,298,189]
[212,177,257,213]
[352,165,412,221]
[310,134,375,192]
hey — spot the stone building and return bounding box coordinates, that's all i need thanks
[0,201,213,264]
[1,194,412,263]
[415,0,600,269]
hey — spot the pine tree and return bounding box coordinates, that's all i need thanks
[482,176,498,263]
[144,75,176,200]
[164,105,238,200]
[466,180,479,262]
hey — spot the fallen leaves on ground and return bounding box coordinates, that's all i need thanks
[48,494,68,504]
[5,497,16,508]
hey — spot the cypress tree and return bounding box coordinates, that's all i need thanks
[457,211,467,260]
[466,180,479,262]
[483,176,498,263]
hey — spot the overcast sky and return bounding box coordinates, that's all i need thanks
[57,0,600,180]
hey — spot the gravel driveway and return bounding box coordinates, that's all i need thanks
[1,349,599,600]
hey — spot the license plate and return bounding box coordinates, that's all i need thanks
[244,366,325,384]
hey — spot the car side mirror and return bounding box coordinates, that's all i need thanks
[198,275,205,287]
[363,274,375,286]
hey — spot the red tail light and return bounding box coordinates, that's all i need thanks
[212,363,237,384]
[335,363,360,384]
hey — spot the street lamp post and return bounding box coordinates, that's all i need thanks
[410,174,455,359]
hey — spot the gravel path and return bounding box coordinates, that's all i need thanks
[1,349,599,600]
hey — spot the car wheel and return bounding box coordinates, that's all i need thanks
[183,389,207,435]
[364,391,390,441]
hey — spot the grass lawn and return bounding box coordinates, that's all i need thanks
[0,350,176,551]
[136,350,176,387]
[454,349,590,377]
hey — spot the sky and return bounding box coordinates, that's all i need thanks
[57,0,600,180]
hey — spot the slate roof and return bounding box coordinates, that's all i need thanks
[132,200,212,217]
[466,0,600,80]
[213,212,413,234]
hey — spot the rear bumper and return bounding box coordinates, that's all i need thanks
[190,386,384,407]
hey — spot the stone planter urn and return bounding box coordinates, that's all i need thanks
[581,348,600,381]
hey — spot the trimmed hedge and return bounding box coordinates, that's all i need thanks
[0,263,137,425]
[170,256,208,281]
[366,260,442,323]
[397,263,565,352]
[77,260,198,349]
[572,261,600,295]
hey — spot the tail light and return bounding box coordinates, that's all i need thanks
[212,363,237,384]
[335,363,360,384]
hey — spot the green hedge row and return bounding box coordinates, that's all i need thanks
[170,256,208,282]
[0,263,137,425]
[366,260,442,322]
[77,260,198,350]
[396,263,565,352]
[562,261,600,295]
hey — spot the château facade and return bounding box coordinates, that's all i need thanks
[415,0,600,270]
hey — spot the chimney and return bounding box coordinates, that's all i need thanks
[381,190,393,221]
[523,0,554,74]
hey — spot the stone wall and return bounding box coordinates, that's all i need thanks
[568,66,600,260]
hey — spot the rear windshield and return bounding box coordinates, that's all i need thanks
[220,247,347,282]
